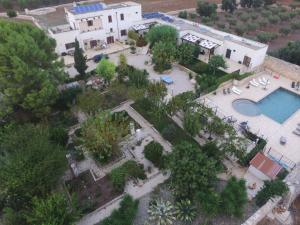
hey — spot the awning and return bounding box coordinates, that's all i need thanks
[181,33,219,50]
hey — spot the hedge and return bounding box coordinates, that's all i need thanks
[144,141,165,169]
[100,195,139,225]
[109,160,146,192]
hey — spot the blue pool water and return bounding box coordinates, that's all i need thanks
[232,88,300,124]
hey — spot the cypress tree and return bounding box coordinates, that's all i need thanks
[74,38,87,76]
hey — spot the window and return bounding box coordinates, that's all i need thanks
[121,29,127,36]
[87,20,93,26]
[108,15,112,23]
[120,13,124,21]
[65,42,75,49]
[110,28,113,32]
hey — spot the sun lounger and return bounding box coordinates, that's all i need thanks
[258,78,267,86]
[250,80,259,87]
[293,130,300,136]
[232,86,242,95]
[262,77,270,84]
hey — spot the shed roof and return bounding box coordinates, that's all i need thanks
[250,152,282,179]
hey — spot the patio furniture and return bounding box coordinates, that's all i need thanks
[296,82,300,90]
[250,80,259,87]
[262,77,270,84]
[223,89,227,95]
[160,75,173,85]
[293,130,300,136]
[280,136,287,145]
[227,88,231,94]
[253,79,260,85]
[258,78,267,86]
[232,86,242,95]
[292,81,296,88]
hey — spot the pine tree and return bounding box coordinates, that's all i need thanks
[74,39,87,76]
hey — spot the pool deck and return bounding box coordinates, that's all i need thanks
[201,72,300,168]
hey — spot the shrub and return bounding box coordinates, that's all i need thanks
[258,18,268,27]
[161,123,178,141]
[250,12,258,20]
[144,141,164,168]
[201,16,211,24]
[288,12,297,18]
[261,9,272,17]
[100,195,139,225]
[234,23,247,35]
[256,179,288,206]
[6,10,17,18]
[49,126,68,146]
[178,10,188,19]
[189,12,197,19]
[256,32,277,43]
[279,27,291,36]
[240,13,250,22]
[291,20,300,30]
[227,18,237,26]
[268,15,280,24]
[217,23,226,29]
[128,30,139,41]
[278,12,290,21]
[246,23,258,32]
[136,36,147,47]
[109,160,146,192]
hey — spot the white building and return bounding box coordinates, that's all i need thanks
[49,1,142,54]
[132,12,269,72]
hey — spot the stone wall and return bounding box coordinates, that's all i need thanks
[263,56,300,81]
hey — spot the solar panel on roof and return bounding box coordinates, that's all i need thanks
[73,3,105,14]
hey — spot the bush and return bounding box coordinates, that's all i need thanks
[279,27,291,36]
[278,12,290,21]
[189,12,197,19]
[217,23,226,29]
[256,32,277,43]
[178,10,188,18]
[136,36,147,47]
[291,20,300,30]
[246,22,258,32]
[239,138,267,166]
[6,10,17,17]
[109,160,146,192]
[100,195,139,225]
[261,9,272,17]
[256,179,288,206]
[268,15,280,24]
[227,18,237,26]
[161,123,178,141]
[49,126,68,146]
[201,16,211,24]
[240,13,250,22]
[258,18,268,27]
[128,30,139,41]
[234,24,247,35]
[144,141,164,168]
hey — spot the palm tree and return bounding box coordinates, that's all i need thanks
[174,199,196,224]
[148,199,175,225]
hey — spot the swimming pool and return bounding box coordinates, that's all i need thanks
[233,88,300,124]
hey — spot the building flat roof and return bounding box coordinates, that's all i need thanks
[70,3,106,14]
[142,12,268,50]
[250,152,282,179]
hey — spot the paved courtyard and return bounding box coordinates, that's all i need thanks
[202,72,300,168]
[109,49,195,96]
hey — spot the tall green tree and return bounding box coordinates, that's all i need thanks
[128,68,149,88]
[0,20,65,118]
[0,124,66,211]
[196,1,217,17]
[177,43,197,65]
[152,41,177,73]
[81,111,129,163]
[183,109,201,137]
[197,189,221,216]
[208,55,227,75]
[96,59,116,85]
[240,0,253,7]
[168,142,217,198]
[147,81,168,120]
[221,177,248,217]
[26,192,81,225]
[274,41,300,66]
[146,25,178,48]
[74,38,87,77]
[221,0,237,13]
[256,179,288,206]
[117,53,129,82]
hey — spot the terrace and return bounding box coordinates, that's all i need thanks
[201,72,300,170]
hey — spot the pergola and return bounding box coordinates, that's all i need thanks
[132,22,156,32]
[181,33,220,59]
